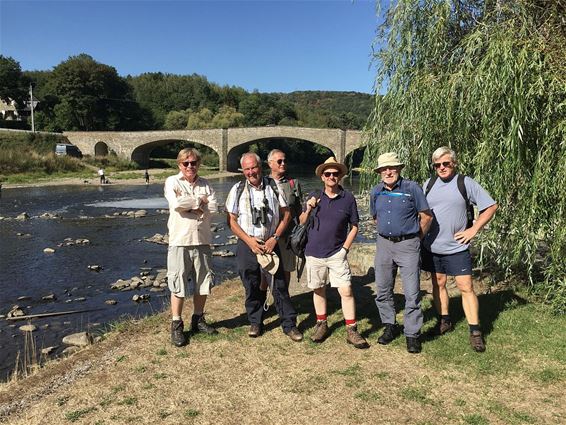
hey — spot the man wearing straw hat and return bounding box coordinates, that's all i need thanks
[299,157,369,349]
[226,152,303,342]
[370,152,432,353]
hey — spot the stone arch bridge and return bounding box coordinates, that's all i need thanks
[64,126,366,172]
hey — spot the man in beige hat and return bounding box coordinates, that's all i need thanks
[299,157,369,349]
[225,152,302,341]
[370,152,432,353]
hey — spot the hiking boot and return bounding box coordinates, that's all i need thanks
[346,325,370,349]
[285,327,303,342]
[439,319,454,335]
[406,336,422,354]
[469,330,486,352]
[170,320,187,347]
[191,314,218,335]
[310,320,329,343]
[248,323,262,338]
[377,324,401,345]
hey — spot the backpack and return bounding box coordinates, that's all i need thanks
[288,189,322,280]
[425,174,474,229]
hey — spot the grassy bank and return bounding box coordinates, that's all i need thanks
[0,262,563,424]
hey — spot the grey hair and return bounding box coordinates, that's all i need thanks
[267,149,284,161]
[431,146,457,164]
[240,152,261,168]
[177,148,201,163]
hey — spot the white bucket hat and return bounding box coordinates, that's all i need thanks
[375,152,405,171]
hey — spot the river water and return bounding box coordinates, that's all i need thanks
[0,172,370,380]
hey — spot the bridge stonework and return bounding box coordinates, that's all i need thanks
[64,126,366,172]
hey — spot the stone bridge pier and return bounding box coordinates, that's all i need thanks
[64,126,366,172]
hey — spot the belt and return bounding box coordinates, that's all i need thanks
[379,233,419,243]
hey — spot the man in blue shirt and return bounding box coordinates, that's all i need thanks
[370,152,432,353]
[422,146,498,352]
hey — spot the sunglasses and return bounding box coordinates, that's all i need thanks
[323,171,340,178]
[275,159,286,165]
[432,161,453,169]
[181,160,198,167]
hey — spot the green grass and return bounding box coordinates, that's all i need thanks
[65,407,97,422]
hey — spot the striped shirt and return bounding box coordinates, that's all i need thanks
[225,177,288,241]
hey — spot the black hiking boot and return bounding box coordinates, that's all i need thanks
[171,320,187,347]
[377,324,401,345]
[191,314,218,335]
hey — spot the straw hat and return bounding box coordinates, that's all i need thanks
[315,157,348,177]
[374,152,405,171]
[257,252,280,275]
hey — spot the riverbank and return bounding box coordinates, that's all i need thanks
[1,169,239,189]
[0,244,564,424]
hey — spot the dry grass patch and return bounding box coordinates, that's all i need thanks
[0,275,564,424]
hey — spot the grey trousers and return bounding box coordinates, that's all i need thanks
[374,236,423,338]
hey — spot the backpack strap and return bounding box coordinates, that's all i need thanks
[457,174,475,228]
[425,174,438,197]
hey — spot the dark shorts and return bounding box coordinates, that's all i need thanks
[421,249,472,276]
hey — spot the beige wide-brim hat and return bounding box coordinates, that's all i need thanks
[315,157,348,177]
[257,252,280,275]
[374,152,405,171]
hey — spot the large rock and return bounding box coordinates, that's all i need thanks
[16,212,30,221]
[43,247,55,254]
[62,331,93,347]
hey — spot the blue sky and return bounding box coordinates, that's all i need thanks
[0,0,379,93]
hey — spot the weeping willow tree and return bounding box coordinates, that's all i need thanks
[362,0,566,312]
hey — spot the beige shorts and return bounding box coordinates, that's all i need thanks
[305,248,351,289]
[167,245,214,297]
[278,235,296,272]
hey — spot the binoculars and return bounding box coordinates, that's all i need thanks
[252,206,268,225]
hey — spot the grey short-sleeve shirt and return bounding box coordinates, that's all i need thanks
[423,174,496,255]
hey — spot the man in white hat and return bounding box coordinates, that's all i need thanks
[299,157,369,349]
[370,152,432,353]
[422,146,497,352]
[226,152,303,341]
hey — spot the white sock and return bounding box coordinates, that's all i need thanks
[172,316,182,321]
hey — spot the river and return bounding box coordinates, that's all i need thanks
[0,172,372,381]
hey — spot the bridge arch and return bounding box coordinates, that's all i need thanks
[94,141,109,157]
[130,138,221,167]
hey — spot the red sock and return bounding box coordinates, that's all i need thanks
[345,319,356,326]
[316,314,327,322]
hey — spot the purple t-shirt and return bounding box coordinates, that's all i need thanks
[304,188,359,258]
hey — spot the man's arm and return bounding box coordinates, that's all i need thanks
[342,223,358,252]
[418,210,433,239]
[263,207,290,254]
[454,203,498,244]
[299,196,319,224]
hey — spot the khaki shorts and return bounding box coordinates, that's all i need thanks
[305,248,351,289]
[167,245,214,297]
[278,235,296,272]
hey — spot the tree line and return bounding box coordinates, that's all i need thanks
[0,54,372,133]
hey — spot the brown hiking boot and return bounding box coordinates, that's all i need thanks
[285,327,304,342]
[310,320,329,343]
[170,320,187,347]
[469,330,486,352]
[437,318,454,335]
[346,325,370,349]
[191,314,218,335]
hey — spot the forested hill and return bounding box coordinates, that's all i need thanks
[4,54,373,132]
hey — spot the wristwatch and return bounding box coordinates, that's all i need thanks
[272,234,280,241]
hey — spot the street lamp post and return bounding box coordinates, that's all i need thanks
[29,83,35,132]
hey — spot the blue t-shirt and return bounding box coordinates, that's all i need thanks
[370,177,430,237]
[423,174,496,255]
[304,188,359,258]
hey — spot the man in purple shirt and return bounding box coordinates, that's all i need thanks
[299,157,369,349]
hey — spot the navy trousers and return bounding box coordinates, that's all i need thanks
[236,239,297,332]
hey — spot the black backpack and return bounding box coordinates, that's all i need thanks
[425,174,475,229]
[288,189,322,280]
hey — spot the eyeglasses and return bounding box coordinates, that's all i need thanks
[432,161,453,169]
[276,159,286,165]
[323,171,340,178]
[181,160,198,167]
